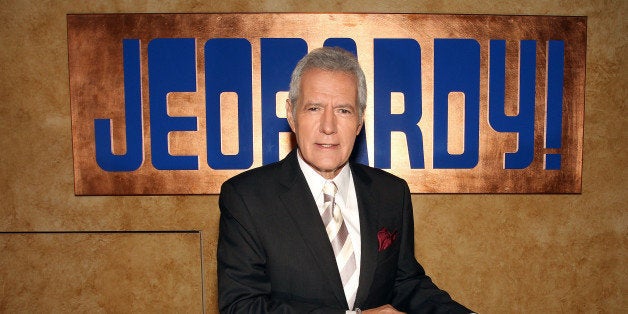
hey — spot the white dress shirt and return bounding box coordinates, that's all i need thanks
[297,151,361,310]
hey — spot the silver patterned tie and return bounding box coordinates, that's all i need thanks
[322,181,357,309]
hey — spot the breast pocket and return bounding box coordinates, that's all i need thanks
[368,244,400,300]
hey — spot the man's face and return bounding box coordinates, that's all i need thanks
[286,68,363,179]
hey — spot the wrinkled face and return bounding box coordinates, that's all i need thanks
[286,68,363,179]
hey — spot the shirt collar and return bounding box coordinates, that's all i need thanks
[297,149,351,204]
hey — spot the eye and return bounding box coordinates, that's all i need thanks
[337,108,353,114]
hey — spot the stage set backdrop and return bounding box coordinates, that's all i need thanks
[2,2,626,313]
[68,13,585,195]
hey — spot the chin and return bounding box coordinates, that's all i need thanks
[315,161,345,173]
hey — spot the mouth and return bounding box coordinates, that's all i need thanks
[317,143,339,149]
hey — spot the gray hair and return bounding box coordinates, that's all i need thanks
[288,47,367,119]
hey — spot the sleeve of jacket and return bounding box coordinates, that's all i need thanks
[391,182,473,314]
[217,180,346,314]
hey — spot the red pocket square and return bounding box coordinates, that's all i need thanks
[377,227,398,252]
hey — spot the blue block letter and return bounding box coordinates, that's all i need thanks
[148,38,198,170]
[261,38,307,164]
[488,40,536,169]
[374,39,424,169]
[545,40,565,170]
[433,39,480,169]
[206,38,253,169]
[94,39,144,171]
[323,38,369,165]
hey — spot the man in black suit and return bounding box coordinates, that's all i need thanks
[217,47,472,313]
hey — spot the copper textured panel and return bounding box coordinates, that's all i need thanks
[68,14,586,194]
[0,232,203,312]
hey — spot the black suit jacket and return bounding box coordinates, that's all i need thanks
[217,150,471,313]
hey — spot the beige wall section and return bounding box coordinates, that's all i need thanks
[0,0,625,313]
[0,232,203,312]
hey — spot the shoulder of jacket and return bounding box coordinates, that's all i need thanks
[224,159,284,187]
[350,162,407,186]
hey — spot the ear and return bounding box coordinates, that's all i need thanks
[286,99,296,132]
[355,117,364,135]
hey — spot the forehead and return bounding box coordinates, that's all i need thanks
[299,68,358,103]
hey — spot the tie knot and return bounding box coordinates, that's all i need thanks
[323,181,337,197]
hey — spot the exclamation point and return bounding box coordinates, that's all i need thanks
[544,40,565,170]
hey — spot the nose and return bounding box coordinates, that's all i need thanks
[319,108,337,135]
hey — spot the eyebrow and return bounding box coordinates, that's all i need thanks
[299,101,357,112]
[302,101,354,107]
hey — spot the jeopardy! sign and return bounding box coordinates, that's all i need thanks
[67,14,586,194]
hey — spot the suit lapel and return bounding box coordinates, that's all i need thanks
[277,150,349,308]
[351,164,380,308]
